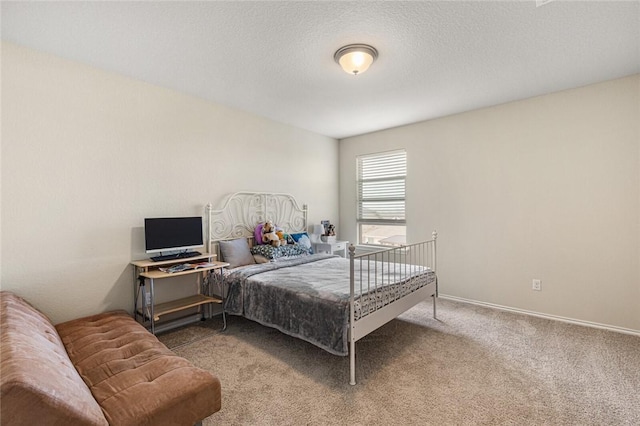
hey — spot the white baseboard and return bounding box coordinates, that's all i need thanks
[439,294,640,337]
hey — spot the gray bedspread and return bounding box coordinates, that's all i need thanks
[222,254,435,356]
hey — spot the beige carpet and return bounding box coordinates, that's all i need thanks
[158,299,640,425]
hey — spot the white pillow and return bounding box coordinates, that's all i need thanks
[253,254,271,264]
[219,238,256,268]
[297,234,311,251]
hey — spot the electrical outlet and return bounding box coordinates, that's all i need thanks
[145,292,151,306]
[532,279,542,291]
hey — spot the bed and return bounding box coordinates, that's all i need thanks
[205,192,438,385]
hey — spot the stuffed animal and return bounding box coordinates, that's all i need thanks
[261,221,281,247]
[326,224,336,236]
[275,227,287,246]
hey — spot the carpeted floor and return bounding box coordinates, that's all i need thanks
[158,298,640,425]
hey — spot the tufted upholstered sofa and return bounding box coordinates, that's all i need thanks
[0,291,221,425]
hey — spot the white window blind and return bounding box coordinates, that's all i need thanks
[357,150,406,223]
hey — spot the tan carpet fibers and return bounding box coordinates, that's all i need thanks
[158,299,639,425]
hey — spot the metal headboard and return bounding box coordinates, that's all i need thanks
[205,191,308,254]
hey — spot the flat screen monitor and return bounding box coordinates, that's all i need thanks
[144,217,204,254]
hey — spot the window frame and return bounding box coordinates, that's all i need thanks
[356,149,407,247]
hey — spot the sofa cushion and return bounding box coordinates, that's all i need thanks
[56,310,221,426]
[0,291,108,425]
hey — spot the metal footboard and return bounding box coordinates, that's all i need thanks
[348,231,438,385]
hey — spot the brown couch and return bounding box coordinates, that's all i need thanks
[0,291,221,425]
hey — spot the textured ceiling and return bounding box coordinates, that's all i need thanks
[2,1,639,139]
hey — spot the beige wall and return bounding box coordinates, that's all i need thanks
[2,41,638,332]
[340,75,640,331]
[1,42,339,323]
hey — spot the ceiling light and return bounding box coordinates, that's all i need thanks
[334,44,378,76]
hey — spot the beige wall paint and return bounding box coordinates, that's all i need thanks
[1,42,338,323]
[340,75,640,331]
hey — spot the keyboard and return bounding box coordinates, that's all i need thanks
[150,251,202,262]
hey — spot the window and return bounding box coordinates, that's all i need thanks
[357,150,406,246]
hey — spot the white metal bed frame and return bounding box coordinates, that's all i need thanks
[206,192,437,385]
[206,191,307,257]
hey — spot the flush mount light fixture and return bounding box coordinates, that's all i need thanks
[334,44,378,76]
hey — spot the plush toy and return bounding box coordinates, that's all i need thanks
[326,223,336,236]
[261,221,281,247]
[275,227,287,246]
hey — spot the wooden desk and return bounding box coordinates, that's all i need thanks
[131,254,229,334]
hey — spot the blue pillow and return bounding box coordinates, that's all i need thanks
[289,232,309,243]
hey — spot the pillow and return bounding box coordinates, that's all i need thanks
[254,223,264,245]
[251,244,311,260]
[289,232,309,243]
[219,238,256,268]
[250,245,278,260]
[297,234,313,254]
[253,254,270,264]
